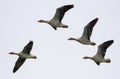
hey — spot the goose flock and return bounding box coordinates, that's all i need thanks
[9,4,114,73]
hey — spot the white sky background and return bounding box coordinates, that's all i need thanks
[0,0,120,79]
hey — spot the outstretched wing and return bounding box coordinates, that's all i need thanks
[81,18,98,40]
[52,4,74,22]
[22,40,33,54]
[96,40,114,58]
[13,57,26,73]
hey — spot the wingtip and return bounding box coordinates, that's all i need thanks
[63,4,74,8]
[29,40,33,43]
[93,17,99,22]
[13,70,16,73]
[95,17,99,20]
[91,17,99,24]
[28,40,33,45]
[111,40,114,42]
[109,40,114,43]
[70,4,74,8]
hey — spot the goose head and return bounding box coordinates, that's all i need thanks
[83,56,92,59]
[38,19,49,23]
[68,37,77,40]
[8,52,18,55]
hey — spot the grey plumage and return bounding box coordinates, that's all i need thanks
[95,40,114,60]
[38,4,74,30]
[81,17,98,40]
[13,40,34,73]
[52,4,74,22]
[83,40,114,65]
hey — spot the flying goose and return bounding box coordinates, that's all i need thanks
[38,4,74,30]
[83,40,114,65]
[68,17,98,45]
[9,40,37,73]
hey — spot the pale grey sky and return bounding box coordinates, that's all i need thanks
[0,0,120,79]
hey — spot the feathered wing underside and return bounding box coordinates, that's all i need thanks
[95,40,114,58]
[52,5,74,22]
[22,40,33,54]
[81,18,98,40]
[13,57,26,73]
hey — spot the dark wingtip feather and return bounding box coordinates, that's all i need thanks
[87,17,99,28]
[69,4,74,9]
[95,17,99,20]
[13,71,16,73]
[109,40,114,43]
[93,17,99,23]
[107,40,114,46]
[104,40,114,46]
[65,4,74,7]
[29,40,33,43]
[13,64,20,73]
[69,4,74,8]
[13,69,17,73]
[100,39,114,53]
[63,4,74,12]
[29,40,33,45]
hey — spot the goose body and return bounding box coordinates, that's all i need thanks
[83,40,114,65]
[38,4,74,30]
[9,40,37,73]
[68,17,98,46]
